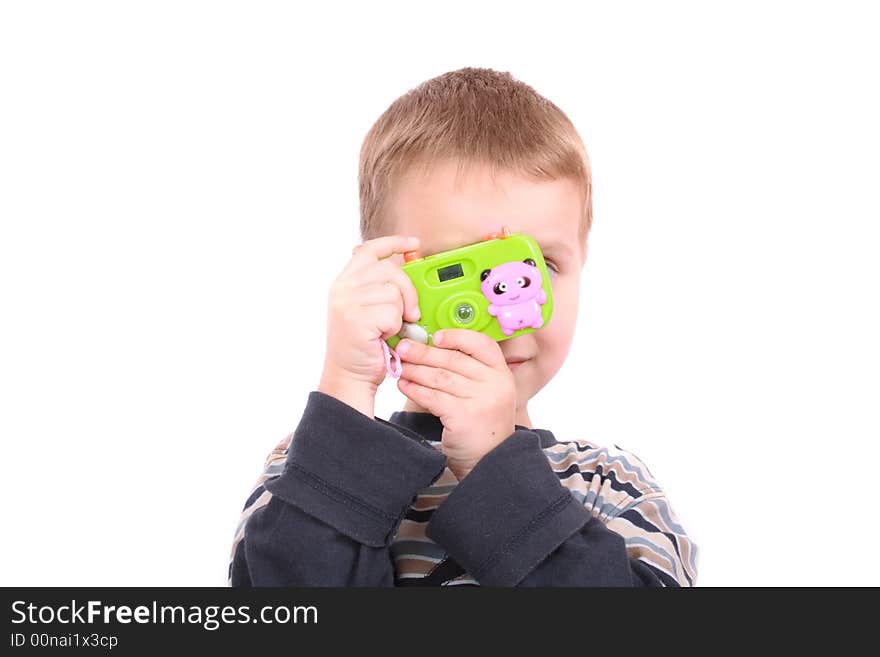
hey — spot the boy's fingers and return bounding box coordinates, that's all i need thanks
[388,264,421,322]
[397,377,454,420]
[433,328,506,370]
[397,334,485,380]
[399,362,469,399]
[355,260,421,322]
[354,280,404,310]
[348,235,420,270]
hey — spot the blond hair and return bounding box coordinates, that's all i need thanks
[358,67,592,250]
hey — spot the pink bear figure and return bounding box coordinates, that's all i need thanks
[480,258,547,336]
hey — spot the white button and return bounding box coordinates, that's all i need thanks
[397,322,429,344]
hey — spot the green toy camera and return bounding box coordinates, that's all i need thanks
[385,226,554,350]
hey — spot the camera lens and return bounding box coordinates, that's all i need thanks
[454,302,475,324]
[440,293,489,333]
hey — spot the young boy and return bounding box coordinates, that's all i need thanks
[227,68,698,587]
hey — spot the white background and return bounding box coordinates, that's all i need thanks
[1,1,877,587]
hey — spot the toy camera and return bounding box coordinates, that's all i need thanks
[385,226,554,350]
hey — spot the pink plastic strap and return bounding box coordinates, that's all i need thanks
[381,339,402,378]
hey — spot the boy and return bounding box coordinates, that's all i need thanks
[228,68,698,586]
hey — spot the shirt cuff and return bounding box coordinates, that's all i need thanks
[264,391,448,547]
[426,429,590,586]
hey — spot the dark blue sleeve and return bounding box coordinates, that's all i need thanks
[230,391,447,587]
[425,431,674,587]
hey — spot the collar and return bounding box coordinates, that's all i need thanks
[385,410,558,448]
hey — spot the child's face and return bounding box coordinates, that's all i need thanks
[386,159,587,427]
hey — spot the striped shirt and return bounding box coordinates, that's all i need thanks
[228,391,698,587]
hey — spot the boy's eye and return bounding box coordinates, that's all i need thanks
[545,260,559,274]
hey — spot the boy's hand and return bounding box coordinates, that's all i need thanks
[318,235,422,418]
[395,329,517,480]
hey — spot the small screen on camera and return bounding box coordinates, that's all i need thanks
[437,263,464,282]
